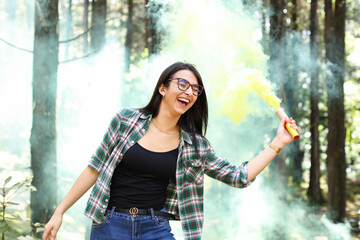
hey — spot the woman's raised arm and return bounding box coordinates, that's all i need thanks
[246,117,298,182]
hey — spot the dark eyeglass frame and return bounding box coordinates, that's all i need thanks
[167,78,204,96]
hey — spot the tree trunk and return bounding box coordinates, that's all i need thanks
[268,0,287,189]
[124,0,133,73]
[90,0,107,52]
[291,0,304,186]
[269,0,285,97]
[260,0,268,53]
[145,0,161,56]
[268,7,289,238]
[83,0,89,54]
[286,0,304,186]
[30,0,59,226]
[307,0,324,204]
[63,0,73,59]
[325,0,346,222]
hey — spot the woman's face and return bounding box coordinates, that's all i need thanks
[159,69,199,117]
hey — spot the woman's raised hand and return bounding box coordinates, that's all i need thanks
[273,117,298,148]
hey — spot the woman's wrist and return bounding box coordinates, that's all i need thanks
[269,143,281,154]
[271,137,286,149]
[54,205,66,216]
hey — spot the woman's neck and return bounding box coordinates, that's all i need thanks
[153,109,180,134]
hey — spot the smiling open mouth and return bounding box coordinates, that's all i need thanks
[177,98,190,107]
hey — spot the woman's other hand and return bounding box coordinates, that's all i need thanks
[42,211,63,240]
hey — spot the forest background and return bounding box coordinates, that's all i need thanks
[0,0,359,239]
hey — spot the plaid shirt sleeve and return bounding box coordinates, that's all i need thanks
[203,138,254,188]
[88,110,125,172]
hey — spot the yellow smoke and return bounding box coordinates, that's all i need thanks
[246,70,281,110]
[221,69,281,124]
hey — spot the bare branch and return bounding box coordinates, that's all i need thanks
[59,26,93,44]
[0,37,33,53]
[59,17,121,44]
[59,51,96,64]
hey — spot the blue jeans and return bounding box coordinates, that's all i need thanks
[90,207,176,240]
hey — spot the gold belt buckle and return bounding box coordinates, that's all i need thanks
[129,207,139,217]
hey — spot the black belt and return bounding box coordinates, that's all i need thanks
[115,207,177,220]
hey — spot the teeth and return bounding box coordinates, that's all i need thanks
[178,98,190,103]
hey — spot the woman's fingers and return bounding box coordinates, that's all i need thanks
[290,119,298,132]
[43,226,57,240]
[42,225,51,240]
[288,117,298,132]
[43,215,61,240]
[50,228,58,240]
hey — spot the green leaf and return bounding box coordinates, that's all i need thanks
[0,220,12,233]
[5,215,21,221]
[0,187,10,197]
[1,187,12,197]
[0,220,7,228]
[7,202,20,206]
[4,176,12,186]
[8,182,21,192]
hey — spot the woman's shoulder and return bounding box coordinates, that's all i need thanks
[116,108,143,119]
[108,108,142,125]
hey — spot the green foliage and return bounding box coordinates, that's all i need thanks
[0,176,42,240]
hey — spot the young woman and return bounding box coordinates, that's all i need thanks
[42,62,297,240]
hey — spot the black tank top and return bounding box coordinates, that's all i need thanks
[108,142,178,210]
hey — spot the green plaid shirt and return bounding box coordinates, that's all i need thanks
[84,108,253,239]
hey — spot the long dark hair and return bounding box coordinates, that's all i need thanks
[140,62,208,136]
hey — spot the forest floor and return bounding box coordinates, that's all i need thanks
[296,177,359,239]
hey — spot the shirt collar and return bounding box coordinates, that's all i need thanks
[139,110,152,120]
[180,128,193,145]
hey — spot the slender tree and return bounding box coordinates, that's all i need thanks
[324,0,346,222]
[63,0,73,59]
[269,0,285,100]
[30,0,59,226]
[260,0,268,53]
[124,0,133,73]
[145,0,161,55]
[267,5,293,236]
[285,0,304,186]
[90,0,107,51]
[83,0,89,54]
[307,0,324,204]
[268,0,288,187]
[291,0,304,186]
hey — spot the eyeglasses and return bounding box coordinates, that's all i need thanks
[168,78,204,96]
